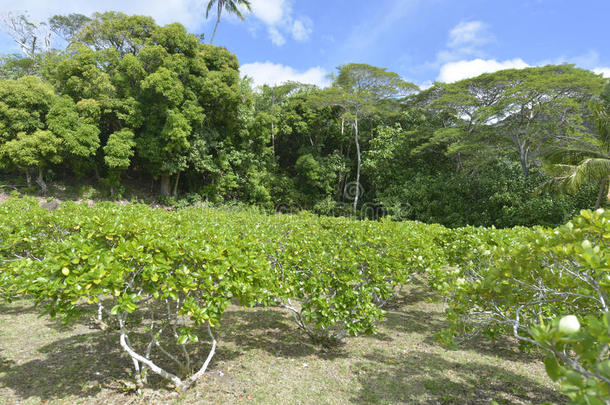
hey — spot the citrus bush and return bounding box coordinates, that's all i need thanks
[439,208,610,402]
[264,212,446,345]
[0,197,448,387]
[0,195,56,301]
[4,201,278,390]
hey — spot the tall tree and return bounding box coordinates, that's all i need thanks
[253,82,313,158]
[314,63,417,209]
[104,128,136,196]
[0,130,62,193]
[48,13,91,44]
[75,12,156,55]
[205,0,251,44]
[420,65,604,177]
[497,65,602,177]
[0,12,52,59]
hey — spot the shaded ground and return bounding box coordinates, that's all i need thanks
[0,286,566,404]
[0,174,164,206]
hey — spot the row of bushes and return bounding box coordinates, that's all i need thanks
[431,208,610,404]
[0,195,608,402]
[0,196,443,389]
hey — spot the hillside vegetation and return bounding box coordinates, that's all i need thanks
[0,12,608,228]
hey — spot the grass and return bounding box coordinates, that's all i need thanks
[0,284,567,404]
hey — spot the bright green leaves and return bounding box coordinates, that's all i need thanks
[0,129,62,169]
[141,67,184,105]
[262,212,441,344]
[177,327,199,345]
[0,12,252,200]
[47,95,100,159]
[0,75,102,190]
[532,314,610,403]
[4,195,608,394]
[437,208,610,402]
[0,196,448,349]
[104,129,135,170]
[544,355,562,382]
[0,75,55,144]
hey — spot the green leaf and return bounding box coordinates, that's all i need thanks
[544,355,561,382]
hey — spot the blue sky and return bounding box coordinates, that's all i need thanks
[0,0,608,87]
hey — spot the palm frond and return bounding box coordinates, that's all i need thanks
[225,0,251,20]
[547,158,610,194]
[238,0,252,12]
[206,0,216,19]
[572,158,610,184]
[543,145,606,165]
[225,2,244,20]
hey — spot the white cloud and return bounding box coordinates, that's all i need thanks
[448,21,492,48]
[593,67,610,78]
[240,61,329,88]
[418,80,433,90]
[291,18,312,42]
[537,50,603,70]
[268,27,285,46]
[420,20,495,72]
[435,55,609,83]
[423,22,529,83]
[535,51,610,78]
[247,0,313,46]
[0,0,313,46]
[437,58,530,83]
[249,0,286,25]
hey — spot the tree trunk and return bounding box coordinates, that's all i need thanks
[160,175,171,196]
[36,166,47,195]
[25,168,31,187]
[209,4,222,44]
[93,165,101,182]
[595,176,609,209]
[353,116,361,211]
[172,172,181,197]
[271,121,275,159]
[519,156,529,178]
[515,134,530,178]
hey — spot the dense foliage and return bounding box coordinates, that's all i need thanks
[0,11,607,228]
[1,194,609,402]
[435,207,610,403]
[0,196,443,387]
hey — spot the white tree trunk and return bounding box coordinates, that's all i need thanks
[36,166,47,194]
[172,171,181,197]
[353,116,361,210]
[116,311,217,391]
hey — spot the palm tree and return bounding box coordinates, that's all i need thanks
[206,0,251,44]
[544,83,610,209]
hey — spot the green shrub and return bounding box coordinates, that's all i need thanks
[439,208,610,403]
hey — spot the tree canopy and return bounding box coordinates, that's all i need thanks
[0,11,607,226]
